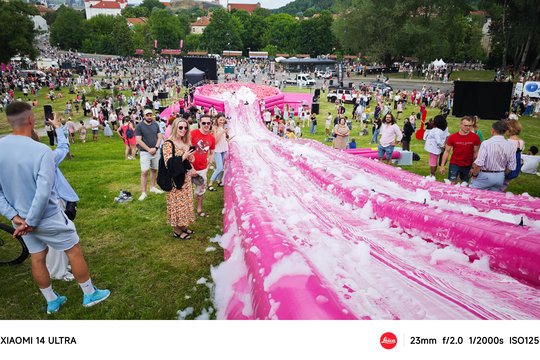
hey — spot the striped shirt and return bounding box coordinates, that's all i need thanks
[474,135,516,172]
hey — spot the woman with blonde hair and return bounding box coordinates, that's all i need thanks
[471,116,484,142]
[208,113,229,191]
[163,117,196,239]
[501,118,525,191]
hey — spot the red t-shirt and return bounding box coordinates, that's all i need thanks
[191,129,216,171]
[447,131,481,167]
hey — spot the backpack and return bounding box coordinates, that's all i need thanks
[157,140,175,192]
[126,128,134,139]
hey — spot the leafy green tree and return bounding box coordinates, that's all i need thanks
[0,1,37,63]
[200,8,242,53]
[303,7,317,17]
[121,6,149,18]
[297,10,335,56]
[50,5,85,51]
[132,23,152,56]
[263,14,299,55]
[232,10,266,52]
[277,0,336,15]
[141,0,165,13]
[185,33,202,52]
[149,9,184,50]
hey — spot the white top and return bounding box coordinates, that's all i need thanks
[521,155,540,174]
[424,128,446,155]
[214,128,229,153]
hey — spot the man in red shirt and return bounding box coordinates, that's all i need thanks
[439,116,481,183]
[191,115,216,217]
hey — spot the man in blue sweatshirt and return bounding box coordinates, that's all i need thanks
[0,102,110,314]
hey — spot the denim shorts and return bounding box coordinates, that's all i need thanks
[448,164,472,182]
[378,144,394,160]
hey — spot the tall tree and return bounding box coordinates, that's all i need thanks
[232,10,266,52]
[121,6,149,18]
[141,0,165,13]
[149,9,184,50]
[200,8,242,53]
[263,14,299,55]
[50,5,85,51]
[297,10,335,56]
[0,1,38,63]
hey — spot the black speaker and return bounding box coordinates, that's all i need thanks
[453,81,513,120]
[158,92,168,99]
[348,82,353,88]
[340,82,344,87]
[311,103,320,114]
[329,80,333,86]
[314,88,321,97]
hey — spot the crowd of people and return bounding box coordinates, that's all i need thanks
[2,41,540,316]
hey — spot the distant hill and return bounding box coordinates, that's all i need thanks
[274,0,342,15]
[170,0,221,10]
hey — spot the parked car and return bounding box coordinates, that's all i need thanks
[326,86,357,104]
[285,73,316,86]
[369,81,393,95]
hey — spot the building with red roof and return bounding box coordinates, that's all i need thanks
[84,0,127,19]
[227,2,261,14]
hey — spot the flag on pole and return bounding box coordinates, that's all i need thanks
[180,39,184,49]
[154,40,158,49]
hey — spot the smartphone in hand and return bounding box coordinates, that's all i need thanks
[43,105,53,126]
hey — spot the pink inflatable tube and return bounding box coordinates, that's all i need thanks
[272,141,540,286]
[221,142,358,319]
[300,139,540,223]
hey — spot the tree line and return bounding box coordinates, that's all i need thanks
[2,0,539,71]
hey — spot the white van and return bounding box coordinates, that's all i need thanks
[37,58,59,70]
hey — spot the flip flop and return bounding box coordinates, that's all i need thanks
[182,229,194,235]
[173,232,190,240]
[207,186,217,192]
[197,212,209,218]
[218,182,224,187]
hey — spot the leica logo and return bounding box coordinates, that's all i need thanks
[380,332,397,349]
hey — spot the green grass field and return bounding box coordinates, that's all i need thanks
[385,70,498,82]
[0,84,539,319]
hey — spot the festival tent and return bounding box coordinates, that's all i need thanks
[184,67,205,85]
[275,57,286,63]
[432,59,446,68]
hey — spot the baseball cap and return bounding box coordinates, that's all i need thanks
[143,109,153,115]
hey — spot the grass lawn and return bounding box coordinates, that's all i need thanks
[0,85,538,320]
[385,70,498,82]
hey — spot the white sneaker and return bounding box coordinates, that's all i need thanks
[150,187,164,194]
[138,192,147,201]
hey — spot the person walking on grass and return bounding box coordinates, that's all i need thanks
[163,118,196,240]
[0,102,110,315]
[190,114,215,218]
[135,109,164,201]
[208,114,229,191]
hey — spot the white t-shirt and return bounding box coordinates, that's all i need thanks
[521,155,540,174]
[89,119,99,130]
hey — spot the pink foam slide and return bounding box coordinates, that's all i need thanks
[204,83,540,319]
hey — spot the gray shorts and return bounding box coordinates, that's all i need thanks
[19,211,79,254]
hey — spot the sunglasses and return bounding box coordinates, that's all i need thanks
[201,122,211,125]
[178,126,187,130]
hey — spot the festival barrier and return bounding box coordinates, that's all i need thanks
[203,83,540,319]
[301,139,540,224]
[271,141,540,287]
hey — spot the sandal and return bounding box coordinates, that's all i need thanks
[182,229,194,235]
[218,182,224,187]
[173,232,190,240]
[197,211,210,218]
[207,186,217,192]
